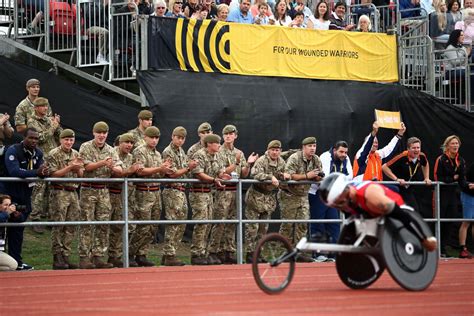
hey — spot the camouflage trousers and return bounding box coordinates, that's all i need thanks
[189,192,213,256]
[78,188,111,258]
[162,188,187,256]
[49,189,79,256]
[30,181,50,221]
[129,190,161,256]
[244,187,277,253]
[108,186,135,258]
[208,190,236,254]
[278,190,309,246]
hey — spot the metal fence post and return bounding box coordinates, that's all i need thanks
[236,179,243,264]
[122,178,129,268]
[434,182,441,258]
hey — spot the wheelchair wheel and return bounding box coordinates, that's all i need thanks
[380,216,438,291]
[252,233,296,295]
[336,221,385,289]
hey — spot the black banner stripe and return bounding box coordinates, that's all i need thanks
[192,20,205,72]
[204,20,219,72]
[216,25,230,70]
[180,19,193,71]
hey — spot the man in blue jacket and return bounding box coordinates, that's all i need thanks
[0,128,48,270]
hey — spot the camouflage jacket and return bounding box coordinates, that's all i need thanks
[79,140,122,179]
[15,97,52,127]
[283,150,322,196]
[27,114,62,156]
[251,153,286,193]
[191,148,224,188]
[46,146,81,188]
[216,144,248,178]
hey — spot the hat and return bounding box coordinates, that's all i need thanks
[198,122,212,133]
[33,97,49,107]
[203,134,221,145]
[138,110,153,120]
[172,126,187,137]
[267,140,282,150]
[145,126,161,137]
[222,124,237,135]
[302,137,317,145]
[26,78,40,88]
[60,129,75,139]
[119,133,135,143]
[93,121,109,133]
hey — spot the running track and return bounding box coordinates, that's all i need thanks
[1,260,473,315]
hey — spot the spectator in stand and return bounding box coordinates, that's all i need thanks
[353,121,405,182]
[429,0,451,40]
[434,135,464,257]
[448,0,463,25]
[227,0,254,23]
[290,11,305,27]
[83,0,110,64]
[0,112,14,177]
[399,0,421,18]
[136,0,153,14]
[455,8,474,44]
[353,0,375,21]
[166,0,185,18]
[458,159,474,259]
[465,0,474,9]
[0,195,18,271]
[202,0,218,19]
[184,0,200,18]
[15,79,52,134]
[420,0,434,16]
[216,4,230,21]
[288,0,314,27]
[382,137,432,218]
[254,3,271,25]
[356,14,372,32]
[308,1,331,30]
[0,128,49,270]
[191,5,210,19]
[251,0,273,18]
[270,0,292,26]
[329,1,355,31]
[151,0,167,16]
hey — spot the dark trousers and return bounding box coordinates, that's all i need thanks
[6,190,32,265]
[309,191,340,243]
[438,187,460,254]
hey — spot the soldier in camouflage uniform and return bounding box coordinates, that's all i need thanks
[131,126,172,267]
[244,140,288,263]
[128,110,153,149]
[187,122,212,158]
[189,134,230,265]
[0,112,14,177]
[279,137,323,262]
[208,125,258,264]
[47,129,83,270]
[78,122,123,269]
[107,133,143,268]
[161,126,198,266]
[14,79,52,134]
[27,97,62,233]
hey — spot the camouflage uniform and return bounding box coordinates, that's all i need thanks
[245,153,286,254]
[187,141,204,159]
[27,114,62,222]
[14,97,52,128]
[47,146,80,258]
[129,144,163,257]
[107,147,134,259]
[128,127,146,149]
[79,140,122,258]
[161,142,189,257]
[190,148,223,258]
[208,146,247,256]
[279,150,322,245]
[0,114,13,176]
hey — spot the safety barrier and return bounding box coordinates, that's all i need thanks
[0,0,13,35]
[0,177,469,268]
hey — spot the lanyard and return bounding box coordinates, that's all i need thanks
[408,160,420,181]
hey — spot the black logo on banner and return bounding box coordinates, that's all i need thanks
[176,19,230,72]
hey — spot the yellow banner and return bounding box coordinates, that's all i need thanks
[174,19,398,83]
[375,109,402,129]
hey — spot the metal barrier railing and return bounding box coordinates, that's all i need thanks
[13,0,45,42]
[0,177,468,268]
[44,0,76,53]
[399,34,433,94]
[0,0,14,37]
[347,3,379,32]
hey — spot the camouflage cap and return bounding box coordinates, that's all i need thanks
[302,137,317,145]
[33,97,49,107]
[60,129,75,139]
[26,78,40,87]
[145,126,161,137]
[267,140,282,150]
[93,121,109,133]
[204,134,221,145]
[172,126,187,137]
[222,124,237,135]
[119,133,135,143]
[198,122,212,133]
[138,110,153,120]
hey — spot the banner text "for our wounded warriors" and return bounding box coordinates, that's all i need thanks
[272,46,359,59]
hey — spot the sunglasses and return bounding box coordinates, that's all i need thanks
[157,6,166,8]
[175,1,183,3]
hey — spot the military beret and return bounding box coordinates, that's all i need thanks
[198,122,212,133]
[138,110,153,120]
[204,134,221,145]
[173,126,187,137]
[119,133,135,143]
[145,126,161,137]
[60,129,75,139]
[33,97,49,107]
[93,121,109,133]
[222,124,237,135]
[267,140,282,150]
[26,78,40,87]
[302,137,317,145]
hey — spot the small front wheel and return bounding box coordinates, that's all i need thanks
[252,233,296,294]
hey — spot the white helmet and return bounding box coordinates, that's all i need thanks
[319,172,349,207]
